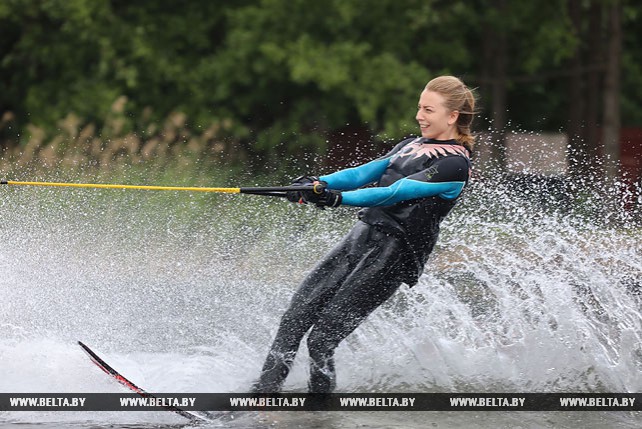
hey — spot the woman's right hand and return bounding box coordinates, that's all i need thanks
[286,175,319,203]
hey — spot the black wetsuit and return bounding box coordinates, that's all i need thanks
[254,137,472,393]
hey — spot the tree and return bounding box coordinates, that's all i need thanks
[471,0,577,172]
[0,0,246,138]
[1,0,639,181]
[567,0,604,178]
[206,0,474,166]
[602,0,622,180]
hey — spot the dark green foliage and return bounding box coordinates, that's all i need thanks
[0,0,640,164]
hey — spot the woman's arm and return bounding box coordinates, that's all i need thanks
[319,138,416,191]
[340,156,470,207]
[320,158,390,191]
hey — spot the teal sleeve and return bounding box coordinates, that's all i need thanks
[340,178,465,207]
[319,158,390,191]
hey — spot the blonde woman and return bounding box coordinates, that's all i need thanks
[254,76,476,393]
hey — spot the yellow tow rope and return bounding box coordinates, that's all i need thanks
[1,180,324,197]
[1,180,241,193]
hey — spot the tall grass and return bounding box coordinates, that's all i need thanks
[0,97,260,187]
[0,99,342,236]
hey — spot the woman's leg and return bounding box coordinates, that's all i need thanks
[252,222,372,392]
[306,236,406,392]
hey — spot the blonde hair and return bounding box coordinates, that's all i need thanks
[425,76,476,152]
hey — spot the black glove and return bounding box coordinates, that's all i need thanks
[303,188,342,208]
[286,175,320,203]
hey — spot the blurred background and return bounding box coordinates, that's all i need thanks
[0,0,640,210]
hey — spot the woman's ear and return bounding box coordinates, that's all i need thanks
[448,110,460,126]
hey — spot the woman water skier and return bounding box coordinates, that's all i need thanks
[253,75,476,393]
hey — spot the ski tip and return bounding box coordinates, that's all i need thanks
[78,341,95,358]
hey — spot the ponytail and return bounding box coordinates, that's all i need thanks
[456,128,475,153]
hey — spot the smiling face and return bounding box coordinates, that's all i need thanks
[416,90,460,141]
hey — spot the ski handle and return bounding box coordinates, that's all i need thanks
[1,180,327,198]
[240,183,326,197]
